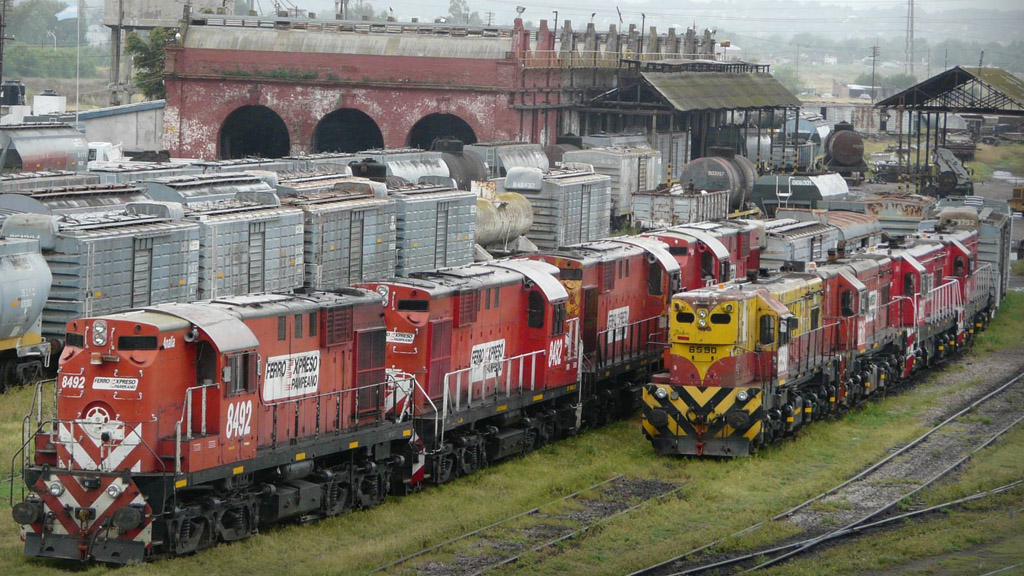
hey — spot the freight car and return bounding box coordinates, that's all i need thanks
[562,146,662,224]
[0,206,200,340]
[502,165,612,251]
[821,121,868,178]
[641,210,1003,456]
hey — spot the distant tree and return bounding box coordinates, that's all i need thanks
[446,0,482,25]
[9,0,75,46]
[349,0,378,20]
[124,27,173,100]
[854,72,875,86]
[772,65,803,94]
[883,73,918,91]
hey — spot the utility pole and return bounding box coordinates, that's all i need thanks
[795,43,800,81]
[905,0,914,76]
[978,50,984,68]
[485,11,493,25]
[871,44,879,102]
[110,0,125,105]
[0,0,9,92]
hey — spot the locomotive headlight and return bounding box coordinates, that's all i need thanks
[106,483,123,499]
[654,387,668,400]
[698,309,708,318]
[737,390,749,402]
[48,481,64,497]
[92,321,108,347]
[698,319,708,328]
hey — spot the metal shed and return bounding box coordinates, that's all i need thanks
[502,165,612,250]
[0,207,200,339]
[280,180,397,288]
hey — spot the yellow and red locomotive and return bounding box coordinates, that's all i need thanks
[642,226,997,456]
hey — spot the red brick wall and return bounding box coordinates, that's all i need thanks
[164,45,561,158]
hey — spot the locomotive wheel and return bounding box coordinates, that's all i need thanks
[173,514,208,555]
[434,452,456,485]
[459,444,480,476]
[217,504,254,542]
[0,361,10,393]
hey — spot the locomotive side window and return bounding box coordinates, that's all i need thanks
[551,302,567,336]
[493,287,499,308]
[309,313,317,337]
[700,251,714,279]
[397,299,429,312]
[904,272,915,295]
[226,353,255,394]
[953,256,965,277]
[277,316,287,341]
[676,312,695,323]
[710,313,731,325]
[294,314,303,339]
[648,264,663,296]
[759,315,776,345]
[559,268,583,281]
[810,307,820,330]
[668,246,688,256]
[527,291,545,328]
[841,290,855,317]
[625,259,630,277]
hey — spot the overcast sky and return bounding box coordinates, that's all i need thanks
[282,0,1022,44]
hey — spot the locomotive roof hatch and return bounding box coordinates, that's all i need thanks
[611,237,681,274]
[140,303,258,353]
[487,259,568,302]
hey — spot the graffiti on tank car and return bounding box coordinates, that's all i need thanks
[263,351,321,402]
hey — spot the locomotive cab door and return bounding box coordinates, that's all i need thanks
[222,351,259,462]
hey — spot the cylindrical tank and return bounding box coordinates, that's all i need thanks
[348,159,388,182]
[0,238,50,343]
[824,123,865,167]
[679,148,756,211]
[542,144,579,167]
[475,192,533,246]
[441,151,487,190]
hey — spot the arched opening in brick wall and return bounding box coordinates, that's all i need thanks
[407,114,477,150]
[313,109,385,153]
[219,105,291,159]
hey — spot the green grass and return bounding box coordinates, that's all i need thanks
[967,143,1024,181]
[974,292,1024,355]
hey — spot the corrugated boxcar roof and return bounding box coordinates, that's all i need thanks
[641,71,801,112]
[185,26,512,59]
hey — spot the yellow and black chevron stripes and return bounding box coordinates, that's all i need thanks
[643,384,764,454]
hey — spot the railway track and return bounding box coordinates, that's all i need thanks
[628,369,1024,576]
[369,475,682,576]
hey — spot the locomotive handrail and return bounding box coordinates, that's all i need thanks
[595,314,663,370]
[442,348,546,413]
[9,379,53,506]
[174,381,221,474]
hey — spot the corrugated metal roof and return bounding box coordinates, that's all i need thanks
[185,26,512,59]
[876,67,1024,113]
[641,71,801,112]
